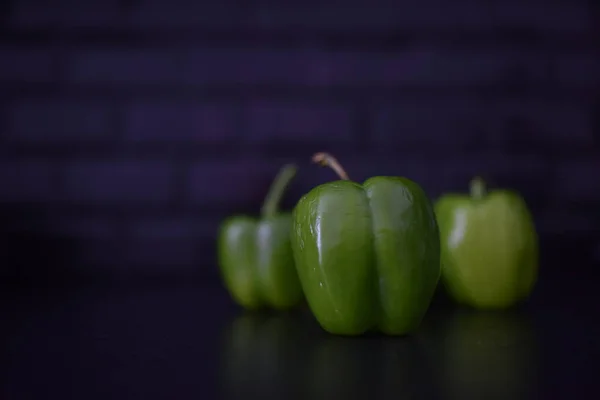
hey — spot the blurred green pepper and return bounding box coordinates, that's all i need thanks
[434,177,539,309]
[218,164,303,310]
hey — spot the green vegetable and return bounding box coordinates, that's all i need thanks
[291,153,441,336]
[218,164,303,310]
[434,177,539,309]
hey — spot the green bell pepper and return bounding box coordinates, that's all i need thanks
[291,153,441,336]
[434,177,539,310]
[218,164,303,310]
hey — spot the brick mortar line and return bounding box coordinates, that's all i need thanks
[0,141,353,155]
[0,27,594,45]
[0,143,594,160]
[1,84,596,103]
[2,144,591,160]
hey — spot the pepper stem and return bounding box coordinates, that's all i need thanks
[261,164,297,217]
[312,152,350,180]
[470,176,487,200]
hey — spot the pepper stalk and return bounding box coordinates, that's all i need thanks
[469,176,487,200]
[261,164,298,218]
[312,152,350,181]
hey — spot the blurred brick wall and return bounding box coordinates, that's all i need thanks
[0,1,598,282]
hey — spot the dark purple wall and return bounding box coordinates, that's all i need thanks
[0,1,598,284]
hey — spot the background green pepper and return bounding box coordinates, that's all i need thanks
[218,164,303,310]
[434,177,539,310]
[291,153,441,336]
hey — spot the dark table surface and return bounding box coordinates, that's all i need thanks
[1,271,599,400]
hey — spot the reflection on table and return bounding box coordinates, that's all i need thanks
[435,309,539,400]
[219,307,538,400]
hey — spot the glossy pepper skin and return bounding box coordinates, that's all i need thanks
[291,153,441,336]
[218,164,303,310]
[434,178,538,310]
